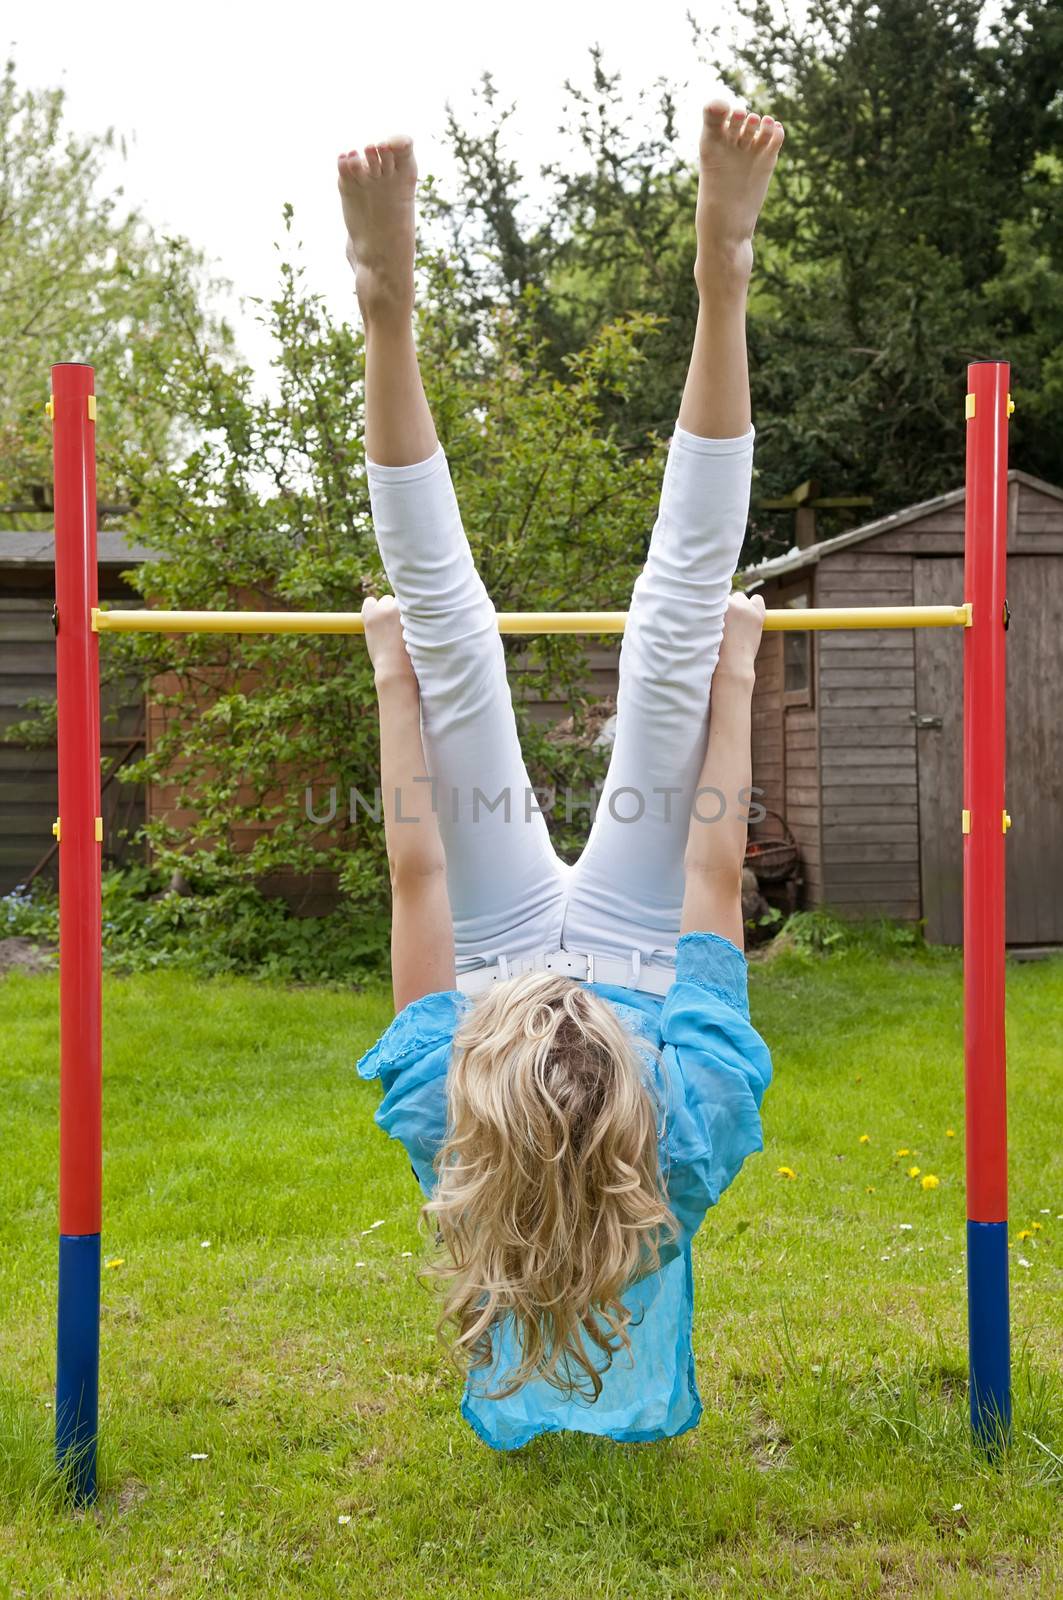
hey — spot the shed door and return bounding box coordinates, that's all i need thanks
[914,557,1063,945]
[913,561,964,943]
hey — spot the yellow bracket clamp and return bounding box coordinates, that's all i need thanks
[52,818,104,840]
[965,393,1014,419]
[44,396,96,419]
[962,810,1011,834]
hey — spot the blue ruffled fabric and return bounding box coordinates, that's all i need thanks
[356,931,772,1450]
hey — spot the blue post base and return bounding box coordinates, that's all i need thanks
[967,1219,1011,1452]
[56,1233,100,1504]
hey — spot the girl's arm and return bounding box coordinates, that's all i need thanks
[363,595,456,1012]
[680,593,765,948]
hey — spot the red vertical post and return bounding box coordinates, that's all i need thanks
[962,359,1011,1447]
[52,362,103,1501]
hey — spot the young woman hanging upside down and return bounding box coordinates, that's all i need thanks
[342,96,783,1449]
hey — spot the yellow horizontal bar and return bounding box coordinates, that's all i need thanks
[761,604,970,632]
[91,603,971,636]
[92,608,628,635]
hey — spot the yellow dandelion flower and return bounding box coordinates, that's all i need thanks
[907,1165,921,1178]
[776,1166,797,1180]
[945,1128,956,1138]
[921,1174,940,1190]
[1017,1229,1033,1240]
[859,1134,871,1144]
[866,1185,876,1194]
[1032,1222,1043,1232]
[105,1257,125,1270]
[895,1148,910,1157]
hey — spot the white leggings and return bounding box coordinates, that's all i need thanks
[367,423,755,974]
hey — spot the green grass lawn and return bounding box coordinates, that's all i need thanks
[2,951,1061,1598]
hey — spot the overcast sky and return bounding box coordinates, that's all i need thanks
[11,0,751,378]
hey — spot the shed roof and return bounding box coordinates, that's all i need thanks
[740,468,1063,586]
[0,530,162,569]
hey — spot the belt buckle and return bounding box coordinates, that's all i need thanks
[544,949,592,982]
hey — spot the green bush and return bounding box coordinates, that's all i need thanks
[0,884,59,947]
[773,907,929,958]
[1,871,388,985]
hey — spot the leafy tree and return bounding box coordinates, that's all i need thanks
[982,151,1063,481]
[435,2,1063,547]
[1,65,664,950]
[0,58,230,518]
[108,213,663,924]
[720,0,1063,517]
[427,63,703,449]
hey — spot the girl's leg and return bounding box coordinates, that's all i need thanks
[339,138,565,964]
[563,100,784,965]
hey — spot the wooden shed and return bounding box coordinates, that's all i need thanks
[0,530,153,893]
[740,470,1063,945]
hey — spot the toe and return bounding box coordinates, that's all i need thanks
[758,121,785,158]
[386,133,415,164]
[738,113,761,148]
[753,115,775,148]
[728,107,748,140]
[378,143,395,177]
[365,144,381,176]
[704,96,731,129]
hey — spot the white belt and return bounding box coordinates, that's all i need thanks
[456,947,674,999]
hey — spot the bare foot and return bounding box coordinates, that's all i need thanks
[695,98,785,291]
[337,136,418,322]
[716,592,766,679]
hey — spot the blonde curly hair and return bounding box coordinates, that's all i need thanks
[423,971,677,1401]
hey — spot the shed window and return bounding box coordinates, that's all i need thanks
[782,589,813,706]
